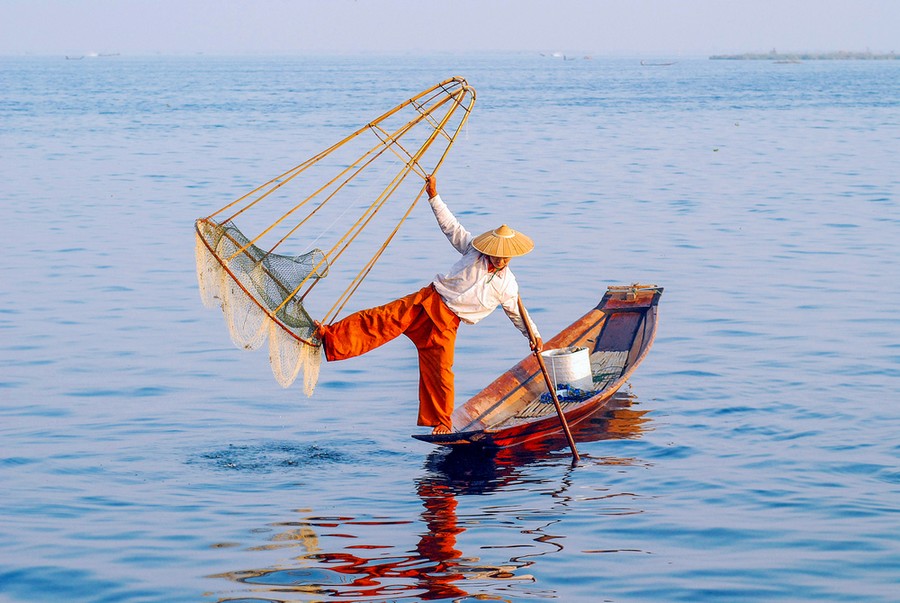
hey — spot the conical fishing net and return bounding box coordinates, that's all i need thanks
[195,77,476,395]
[195,219,327,394]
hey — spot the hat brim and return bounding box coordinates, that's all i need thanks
[471,225,534,257]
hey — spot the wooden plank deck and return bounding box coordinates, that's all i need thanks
[494,351,630,424]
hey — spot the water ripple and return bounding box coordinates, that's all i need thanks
[191,441,354,473]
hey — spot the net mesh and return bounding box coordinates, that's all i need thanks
[195,219,325,394]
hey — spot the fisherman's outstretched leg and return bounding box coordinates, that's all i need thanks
[319,288,423,361]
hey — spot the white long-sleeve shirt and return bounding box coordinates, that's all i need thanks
[428,194,540,340]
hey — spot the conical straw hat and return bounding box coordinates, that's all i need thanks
[471,224,534,257]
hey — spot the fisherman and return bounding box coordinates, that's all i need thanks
[316,175,542,435]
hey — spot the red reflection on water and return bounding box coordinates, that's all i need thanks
[213,391,648,602]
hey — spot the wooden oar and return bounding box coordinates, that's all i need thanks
[517,297,580,465]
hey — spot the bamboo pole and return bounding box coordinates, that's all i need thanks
[517,296,580,465]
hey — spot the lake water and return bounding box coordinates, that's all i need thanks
[1,54,898,602]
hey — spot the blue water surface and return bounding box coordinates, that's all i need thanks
[1,53,898,602]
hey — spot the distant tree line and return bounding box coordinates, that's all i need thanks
[710,50,897,60]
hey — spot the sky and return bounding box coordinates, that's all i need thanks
[1,0,898,57]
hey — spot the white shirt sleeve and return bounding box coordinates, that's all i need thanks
[428,193,472,254]
[501,290,542,341]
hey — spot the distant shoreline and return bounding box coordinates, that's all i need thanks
[710,50,897,61]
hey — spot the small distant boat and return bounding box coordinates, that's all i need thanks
[541,52,581,61]
[414,284,663,449]
[641,60,678,67]
[64,52,119,60]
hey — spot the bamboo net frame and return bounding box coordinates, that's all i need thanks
[195,77,476,393]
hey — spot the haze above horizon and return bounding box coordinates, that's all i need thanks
[2,0,897,57]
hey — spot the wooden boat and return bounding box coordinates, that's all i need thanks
[413,284,662,449]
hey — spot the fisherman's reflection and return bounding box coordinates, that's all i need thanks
[414,479,466,599]
[214,391,648,601]
[415,390,651,598]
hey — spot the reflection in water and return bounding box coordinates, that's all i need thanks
[212,391,649,602]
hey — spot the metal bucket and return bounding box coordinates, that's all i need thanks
[540,346,593,392]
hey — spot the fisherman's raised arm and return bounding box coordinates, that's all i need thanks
[425,174,472,254]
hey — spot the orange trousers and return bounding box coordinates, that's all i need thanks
[319,285,461,430]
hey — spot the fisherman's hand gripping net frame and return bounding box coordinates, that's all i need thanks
[195,77,476,395]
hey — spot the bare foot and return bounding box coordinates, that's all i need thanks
[432,424,452,435]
